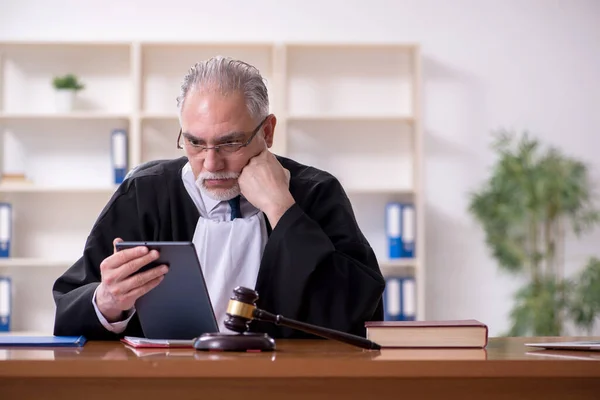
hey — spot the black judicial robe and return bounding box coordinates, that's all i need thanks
[52,155,385,340]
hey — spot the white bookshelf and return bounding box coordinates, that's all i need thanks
[0,40,425,331]
[0,258,73,268]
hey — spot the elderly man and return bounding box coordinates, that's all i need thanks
[52,56,385,340]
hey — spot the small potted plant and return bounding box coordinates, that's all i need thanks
[52,74,85,112]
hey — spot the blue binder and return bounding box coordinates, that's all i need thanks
[0,202,11,258]
[111,129,128,184]
[0,335,87,347]
[383,276,402,321]
[0,276,11,332]
[386,202,402,259]
[383,276,417,321]
[401,276,416,321]
[400,204,416,258]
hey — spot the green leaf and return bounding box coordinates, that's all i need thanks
[52,74,85,90]
[507,278,569,336]
[568,257,600,331]
[468,128,600,335]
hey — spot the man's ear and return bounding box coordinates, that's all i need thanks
[262,115,277,148]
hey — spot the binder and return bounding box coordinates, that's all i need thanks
[401,276,416,321]
[386,202,402,259]
[383,276,402,321]
[0,335,87,347]
[400,204,416,258]
[0,276,10,332]
[383,276,417,321]
[0,202,11,258]
[111,129,128,184]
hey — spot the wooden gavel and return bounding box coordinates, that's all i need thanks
[222,286,381,350]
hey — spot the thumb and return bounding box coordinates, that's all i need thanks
[113,238,123,254]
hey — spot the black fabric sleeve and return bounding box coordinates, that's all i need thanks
[255,175,385,339]
[52,183,145,339]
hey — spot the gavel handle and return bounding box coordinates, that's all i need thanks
[253,309,381,350]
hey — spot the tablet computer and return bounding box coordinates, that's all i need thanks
[525,340,600,351]
[115,241,219,340]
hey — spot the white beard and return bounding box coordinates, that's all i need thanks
[195,171,241,201]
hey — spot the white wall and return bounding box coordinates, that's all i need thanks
[1,0,599,336]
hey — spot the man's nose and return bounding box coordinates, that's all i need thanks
[202,148,225,171]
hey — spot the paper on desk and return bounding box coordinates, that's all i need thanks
[121,336,194,348]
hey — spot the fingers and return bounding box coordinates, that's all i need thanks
[103,267,167,311]
[121,275,165,305]
[113,238,123,253]
[102,245,150,271]
[115,264,169,297]
[114,249,161,282]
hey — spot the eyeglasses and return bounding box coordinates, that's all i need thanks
[177,115,270,154]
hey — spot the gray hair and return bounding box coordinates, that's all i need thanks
[176,56,269,122]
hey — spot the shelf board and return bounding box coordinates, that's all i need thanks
[345,188,416,195]
[0,40,131,47]
[0,183,118,194]
[380,258,417,268]
[141,114,413,123]
[379,258,418,276]
[0,112,130,121]
[0,258,74,268]
[285,42,418,50]
[140,41,274,49]
[287,115,414,123]
[141,112,179,121]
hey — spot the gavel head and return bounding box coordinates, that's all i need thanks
[224,286,259,333]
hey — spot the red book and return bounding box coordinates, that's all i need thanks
[365,319,488,348]
[120,336,194,348]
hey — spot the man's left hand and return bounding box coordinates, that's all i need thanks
[238,149,295,228]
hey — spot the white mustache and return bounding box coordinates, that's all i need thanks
[198,171,240,181]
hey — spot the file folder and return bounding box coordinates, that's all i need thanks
[384,276,402,321]
[0,203,11,258]
[383,276,417,321]
[0,335,87,347]
[386,202,402,259]
[400,204,416,258]
[111,129,128,184]
[0,276,11,332]
[401,276,416,321]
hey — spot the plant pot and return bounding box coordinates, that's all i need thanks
[54,89,76,113]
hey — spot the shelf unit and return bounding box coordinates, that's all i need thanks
[0,40,424,332]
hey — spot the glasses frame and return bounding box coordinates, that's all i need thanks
[176,115,270,154]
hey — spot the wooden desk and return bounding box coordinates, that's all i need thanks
[1,336,599,399]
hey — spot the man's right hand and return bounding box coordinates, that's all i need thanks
[95,238,169,322]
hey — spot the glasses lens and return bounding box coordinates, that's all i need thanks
[221,144,242,153]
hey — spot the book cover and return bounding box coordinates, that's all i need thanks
[365,319,489,348]
[0,335,87,347]
[120,336,195,348]
[366,319,486,328]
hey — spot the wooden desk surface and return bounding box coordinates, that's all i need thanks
[1,336,599,399]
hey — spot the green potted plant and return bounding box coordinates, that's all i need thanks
[468,129,600,336]
[52,74,85,112]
